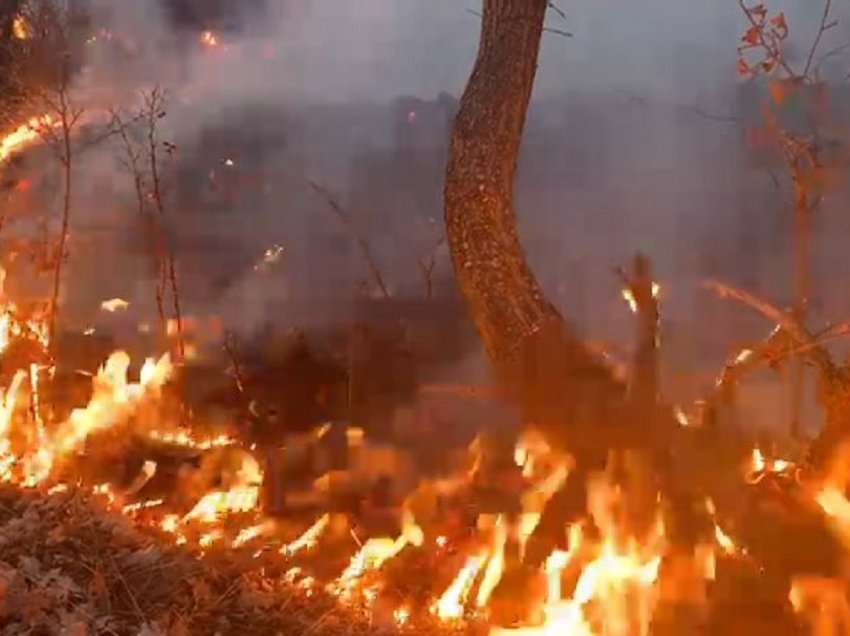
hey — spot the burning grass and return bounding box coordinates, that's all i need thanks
[0,485,459,636]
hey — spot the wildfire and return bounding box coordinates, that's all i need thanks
[0,116,55,163]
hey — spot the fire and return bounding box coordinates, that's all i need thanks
[281,514,330,557]
[146,429,235,450]
[184,485,260,523]
[233,521,274,548]
[790,576,850,635]
[52,352,172,457]
[0,116,55,163]
[746,447,795,483]
[476,516,507,608]
[621,288,638,314]
[12,15,29,40]
[332,510,422,601]
[493,475,667,635]
[122,499,164,515]
[200,30,219,47]
[100,298,129,312]
[434,555,486,620]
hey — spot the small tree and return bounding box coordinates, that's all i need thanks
[111,88,184,359]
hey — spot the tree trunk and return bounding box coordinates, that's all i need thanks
[444,0,554,370]
[443,0,622,445]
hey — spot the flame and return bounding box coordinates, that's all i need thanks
[51,352,172,457]
[621,288,638,314]
[281,514,330,557]
[12,15,29,40]
[332,510,422,601]
[476,517,507,608]
[233,521,273,548]
[393,606,411,626]
[122,499,163,514]
[100,298,129,312]
[147,429,235,450]
[200,30,219,47]
[0,116,55,163]
[434,555,486,620]
[747,447,795,483]
[494,477,666,635]
[735,348,754,365]
[184,486,260,523]
[790,577,850,635]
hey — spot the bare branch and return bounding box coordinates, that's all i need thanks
[702,279,834,374]
[307,179,391,300]
[804,0,834,79]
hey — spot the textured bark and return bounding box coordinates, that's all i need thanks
[443,0,623,441]
[444,0,555,371]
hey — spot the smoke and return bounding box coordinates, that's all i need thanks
[12,0,850,423]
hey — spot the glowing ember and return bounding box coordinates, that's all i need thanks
[734,348,754,365]
[122,499,164,515]
[393,606,411,626]
[621,288,638,314]
[199,528,224,548]
[12,15,29,40]
[200,30,219,47]
[147,429,235,450]
[100,298,129,312]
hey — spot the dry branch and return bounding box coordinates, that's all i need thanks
[307,180,391,300]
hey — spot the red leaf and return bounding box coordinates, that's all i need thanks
[737,57,752,77]
[742,26,760,46]
[770,12,788,37]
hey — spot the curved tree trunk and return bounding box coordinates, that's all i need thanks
[445,0,555,370]
[444,0,622,444]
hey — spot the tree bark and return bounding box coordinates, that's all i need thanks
[445,0,554,370]
[444,0,622,444]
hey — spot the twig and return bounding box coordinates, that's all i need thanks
[737,0,797,78]
[307,180,391,299]
[803,0,834,79]
[702,279,834,374]
[466,8,572,37]
[547,2,567,21]
[678,103,739,124]
[417,235,445,300]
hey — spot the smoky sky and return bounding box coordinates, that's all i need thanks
[45,0,850,427]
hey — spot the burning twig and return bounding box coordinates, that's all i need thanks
[618,254,661,414]
[703,279,833,374]
[307,180,391,299]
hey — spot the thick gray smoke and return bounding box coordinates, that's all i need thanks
[21,0,850,428]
